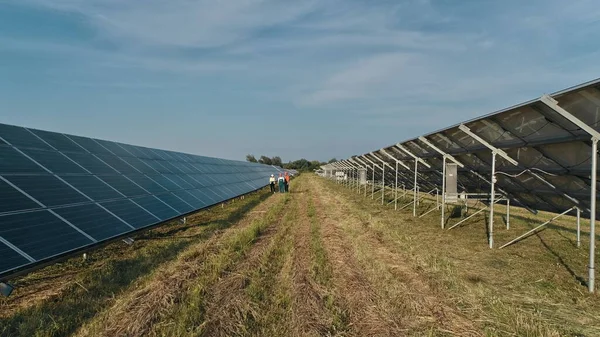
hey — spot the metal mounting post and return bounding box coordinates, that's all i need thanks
[413,160,418,217]
[540,94,600,293]
[458,124,518,249]
[577,207,581,248]
[395,161,399,210]
[590,137,597,292]
[506,199,510,230]
[489,151,497,248]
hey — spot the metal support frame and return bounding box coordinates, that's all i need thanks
[418,136,465,229]
[499,206,577,249]
[396,144,431,217]
[379,149,412,211]
[540,94,600,293]
[447,197,504,230]
[352,157,370,197]
[459,124,518,248]
[370,152,396,206]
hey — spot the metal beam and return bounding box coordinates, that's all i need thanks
[458,124,519,166]
[540,94,600,140]
[379,149,412,171]
[395,144,432,168]
[417,136,465,168]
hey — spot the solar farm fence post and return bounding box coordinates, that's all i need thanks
[577,207,581,248]
[590,137,597,293]
[489,152,497,249]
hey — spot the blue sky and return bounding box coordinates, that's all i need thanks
[1,0,600,162]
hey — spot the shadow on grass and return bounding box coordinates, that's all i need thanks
[0,191,271,337]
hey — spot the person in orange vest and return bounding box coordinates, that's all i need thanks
[284,172,290,192]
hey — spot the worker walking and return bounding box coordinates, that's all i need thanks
[269,174,276,193]
[284,172,290,193]
[278,173,285,193]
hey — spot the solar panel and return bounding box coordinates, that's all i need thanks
[0,123,280,279]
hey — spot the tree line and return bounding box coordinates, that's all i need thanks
[246,154,337,172]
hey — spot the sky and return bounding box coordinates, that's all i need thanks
[1,0,600,162]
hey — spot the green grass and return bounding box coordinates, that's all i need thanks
[153,193,290,336]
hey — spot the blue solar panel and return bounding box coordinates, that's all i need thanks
[67,135,113,155]
[97,175,148,197]
[95,154,140,174]
[0,121,277,278]
[53,204,133,241]
[126,175,167,194]
[28,129,86,153]
[60,175,123,201]
[100,199,159,229]
[5,175,89,207]
[131,195,179,221]
[0,124,52,150]
[0,179,41,214]
[0,210,93,260]
[0,241,30,273]
[0,147,46,174]
[156,193,194,213]
[64,152,118,174]
[20,148,87,174]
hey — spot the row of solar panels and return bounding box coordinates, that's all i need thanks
[0,123,281,279]
[325,78,600,215]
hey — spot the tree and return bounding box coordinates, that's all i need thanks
[258,155,273,165]
[271,156,283,167]
[246,154,258,163]
[328,158,337,163]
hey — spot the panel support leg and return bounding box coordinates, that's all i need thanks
[381,164,385,205]
[413,160,418,217]
[506,199,510,230]
[589,137,597,293]
[489,152,497,249]
[395,161,399,211]
[577,207,581,248]
[371,164,375,200]
[441,156,446,229]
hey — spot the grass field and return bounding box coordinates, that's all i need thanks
[1,174,599,336]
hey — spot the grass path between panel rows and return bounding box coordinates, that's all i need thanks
[2,174,599,336]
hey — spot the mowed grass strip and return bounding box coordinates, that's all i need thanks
[320,176,600,336]
[0,189,270,337]
[148,193,291,336]
[306,195,351,335]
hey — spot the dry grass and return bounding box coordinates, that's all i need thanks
[323,177,600,336]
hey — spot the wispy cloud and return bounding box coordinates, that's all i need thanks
[2,0,600,160]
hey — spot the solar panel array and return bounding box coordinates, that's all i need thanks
[0,123,278,278]
[326,78,600,216]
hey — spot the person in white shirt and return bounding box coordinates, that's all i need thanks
[269,174,276,193]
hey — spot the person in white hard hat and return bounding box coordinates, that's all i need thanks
[269,174,276,193]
